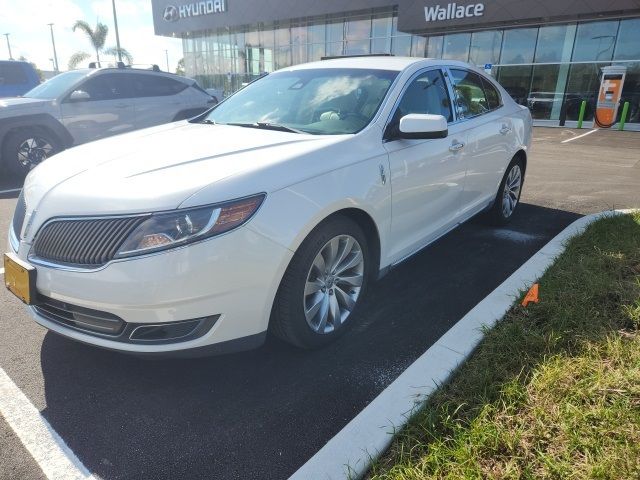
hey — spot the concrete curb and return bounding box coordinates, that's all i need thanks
[290,209,634,480]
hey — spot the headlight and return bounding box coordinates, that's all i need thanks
[114,194,265,258]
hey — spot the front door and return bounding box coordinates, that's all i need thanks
[383,68,468,263]
[60,72,136,145]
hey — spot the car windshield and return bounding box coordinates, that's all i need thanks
[24,70,87,99]
[203,68,398,135]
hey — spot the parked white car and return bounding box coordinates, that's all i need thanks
[5,57,532,356]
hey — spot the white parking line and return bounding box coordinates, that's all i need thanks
[290,209,633,480]
[561,128,598,143]
[0,268,4,275]
[0,368,94,479]
[0,188,22,194]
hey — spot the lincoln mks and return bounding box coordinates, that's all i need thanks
[5,57,532,355]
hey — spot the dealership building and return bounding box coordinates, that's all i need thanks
[152,0,640,128]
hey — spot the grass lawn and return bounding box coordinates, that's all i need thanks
[368,213,640,480]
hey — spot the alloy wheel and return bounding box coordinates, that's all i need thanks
[303,234,364,334]
[502,164,522,218]
[17,137,54,169]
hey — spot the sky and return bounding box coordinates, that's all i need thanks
[0,0,183,72]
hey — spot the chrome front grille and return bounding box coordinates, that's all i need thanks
[12,190,26,239]
[31,216,147,267]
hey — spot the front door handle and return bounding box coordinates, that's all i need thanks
[449,141,465,152]
[500,125,512,135]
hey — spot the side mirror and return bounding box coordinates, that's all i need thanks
[68,90,91,102]
[398,114,448,139]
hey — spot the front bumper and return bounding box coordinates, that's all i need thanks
[12,226,293,355]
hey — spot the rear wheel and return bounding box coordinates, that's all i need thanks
[488,156,525,225]
[1,129,61,177]
[270,216,370,349]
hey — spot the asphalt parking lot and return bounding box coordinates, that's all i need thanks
[1,127,639,480]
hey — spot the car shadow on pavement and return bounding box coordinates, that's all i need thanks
[38,203,582,480]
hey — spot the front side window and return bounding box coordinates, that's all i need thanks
[73,73,133,101]
[450,69,489,119]
[393,69,453,123]
[204,68,398,135]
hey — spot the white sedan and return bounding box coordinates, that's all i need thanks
[5,57,532,356]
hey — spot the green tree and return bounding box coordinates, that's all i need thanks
[69,20,133,69]
[175,58,185,76]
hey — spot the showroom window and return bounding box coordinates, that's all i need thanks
[500,27,537,64]
[442,33,470,62]
[614,18,640,60]
[572,20,619,62]
[469,30,502,66]
[535,24,576,63]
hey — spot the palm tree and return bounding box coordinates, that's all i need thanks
[69,20,133,69]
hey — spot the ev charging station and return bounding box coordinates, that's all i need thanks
[593,65,627,128]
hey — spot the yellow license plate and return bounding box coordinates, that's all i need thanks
[3,253,36,305]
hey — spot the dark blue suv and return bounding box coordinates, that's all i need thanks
[0,61,40,98]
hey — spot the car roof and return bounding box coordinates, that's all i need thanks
[282,56,485,74]
[71,67,193,84]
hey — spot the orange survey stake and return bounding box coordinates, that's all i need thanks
[594,65,626,128]
[521,283,539,307]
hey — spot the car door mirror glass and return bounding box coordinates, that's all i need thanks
[399,114,448,139]
[68,90,91,102]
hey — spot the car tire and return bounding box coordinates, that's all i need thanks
[487,155,525,226]
[270,216,371,349]
[1,128,61,178]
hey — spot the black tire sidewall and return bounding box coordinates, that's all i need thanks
[1,129,60,178]
[271,216,371,349]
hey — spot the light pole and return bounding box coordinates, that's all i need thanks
[47,23,59,71]
[4,33,12,60]
[112,0,122,63]
[165,49,169,72]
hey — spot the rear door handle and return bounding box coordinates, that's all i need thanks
[449,142,465,152]
[500,125,512,135]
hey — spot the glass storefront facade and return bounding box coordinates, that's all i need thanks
[181,7,640,126]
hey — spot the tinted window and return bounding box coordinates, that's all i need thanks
[395,69,453,122]
[572,21,618,62]
[132,74,188,97]
[76,73,133,101]
[469,30,502,66]
[442,33,470,62]
[449,69,489,119]
[481,77,501,110]
[500,28,537,64]
[614,18,640,61]
[0,63,28,85]
[535,25,576,63]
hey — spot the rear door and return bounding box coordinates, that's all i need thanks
[447,68,512,217]
[130,73,190,128]
[60,72,136,145]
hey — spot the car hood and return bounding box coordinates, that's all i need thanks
[0,97,50,114]
[23,121,345,222]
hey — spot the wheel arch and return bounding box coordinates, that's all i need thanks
[0,114,74,151]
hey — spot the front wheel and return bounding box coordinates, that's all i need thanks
[1,129,61,177]
[270,216,371,349]
[487,157,525,225]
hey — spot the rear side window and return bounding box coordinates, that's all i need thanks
[131,74,188,97]
[449,69,489,119]
[481,77,502,110]
[0,63,28,86]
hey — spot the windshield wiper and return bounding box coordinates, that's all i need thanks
[199,119,216,125]
[225,122,303,134]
